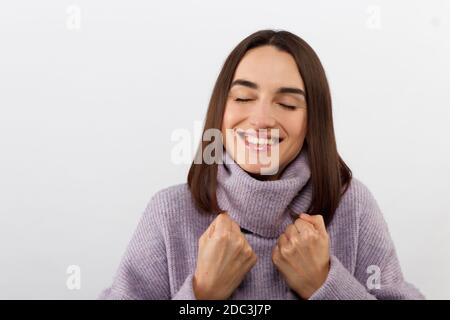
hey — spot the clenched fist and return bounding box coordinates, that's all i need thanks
[193,212,258,300]
[272,213,330,299]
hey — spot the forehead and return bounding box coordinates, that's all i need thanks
[232,45,305,90]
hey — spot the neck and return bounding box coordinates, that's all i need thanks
[216,147,312,238]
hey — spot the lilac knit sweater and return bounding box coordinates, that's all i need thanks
[98,147,425,300]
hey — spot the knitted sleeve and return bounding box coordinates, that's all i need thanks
[309,183,425,300]
[97,193,197,300]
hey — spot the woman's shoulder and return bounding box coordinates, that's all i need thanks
[139,182,215,238]
[145,182,194,214]
[141,182,206,226]
[337,176,383,222]
[330,177,390,247]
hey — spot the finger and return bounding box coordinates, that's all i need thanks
[276,233,297,261]
[277,233,289,248]
[284,224,300,244]
[241,230,254,255]
[210,211,227,229]
[213,212,232,236]
[272,244,283,265]
[243,249,258,272]
[207,223,215,238]
[230,220,242,237]
[294,218,317,237]
[202,216,217,239]
[272,239,283,264]
[230,221,247,256]
[300,213,327,235]
[230,219,240,231]
[272,245,293,279]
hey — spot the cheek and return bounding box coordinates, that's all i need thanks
[283,112,307,141]
[222,103,245,132]
[221,106,232,132]
[221,104,238,147]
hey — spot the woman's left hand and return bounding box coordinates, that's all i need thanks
[272,213,330,299]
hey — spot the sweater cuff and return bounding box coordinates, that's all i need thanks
[308,255,376,300]
[172,273,198,300]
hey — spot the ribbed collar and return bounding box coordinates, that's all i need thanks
[216,146,313,239]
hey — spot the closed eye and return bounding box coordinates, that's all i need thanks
[235,98,254,102]
[235,98,297,110]
[278,103,297,110]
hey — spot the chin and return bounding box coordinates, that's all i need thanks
[240,163,267,174]
[234,154,284,177]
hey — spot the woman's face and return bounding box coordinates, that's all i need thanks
[221,45,308,179]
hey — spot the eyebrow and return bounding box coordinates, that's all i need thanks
[230,78,305,97]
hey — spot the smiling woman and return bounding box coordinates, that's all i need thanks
[221,47,309,181]
[190,31,350,223]
[98,29,425,300]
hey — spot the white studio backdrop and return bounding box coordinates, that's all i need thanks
[0,0,449,299]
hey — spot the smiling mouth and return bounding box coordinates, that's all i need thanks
[234,128,284,151]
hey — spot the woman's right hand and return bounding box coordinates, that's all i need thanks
[193,212,258,300]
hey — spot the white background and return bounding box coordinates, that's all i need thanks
[0,0,449,299]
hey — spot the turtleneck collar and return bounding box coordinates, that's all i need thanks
[216,146,313,239]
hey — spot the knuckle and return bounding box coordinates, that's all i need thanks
[216,215,225,224]
[235,236,245,251]
[276,240,282,249]
[217,212,227,222]
[247,248,256,260]
[312,232,320,240]
[272,248,280,262]
[277,236,285,248]
[321,233,330,244]
[280,244,292,257]
[216,230,230,243]
[271,251,277,263]
[244,246,253,258]
[290,237,301,248]
[301,234,312,244]
[287,224,296,234]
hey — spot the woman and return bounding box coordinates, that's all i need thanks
[99,29,424,300]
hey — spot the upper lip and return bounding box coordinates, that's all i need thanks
[235,128,284,141]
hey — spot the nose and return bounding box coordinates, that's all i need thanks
[248,100,276,129]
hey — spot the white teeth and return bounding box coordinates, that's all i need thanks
[246,135,276,145]
[234,129,281,146]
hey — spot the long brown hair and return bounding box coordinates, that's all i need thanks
[187,29,352,226]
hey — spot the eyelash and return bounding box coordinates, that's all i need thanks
[234,98,297,110]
